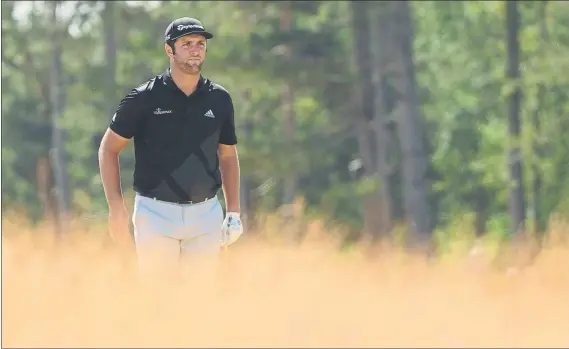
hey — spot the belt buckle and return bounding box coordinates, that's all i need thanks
[183,196,209,205]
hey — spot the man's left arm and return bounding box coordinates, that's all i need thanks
[218,94,243,246]
[218,144,240,213]
[218,93,240,214]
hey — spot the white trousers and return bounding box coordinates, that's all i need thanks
[131,193,224,286]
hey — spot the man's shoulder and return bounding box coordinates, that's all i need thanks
[130,75,163,95]
[205,78,232,100]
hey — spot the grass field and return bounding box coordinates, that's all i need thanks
[2,213,569,348]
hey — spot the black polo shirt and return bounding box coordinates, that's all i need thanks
[108,68,237,203]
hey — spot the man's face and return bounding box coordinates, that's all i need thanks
[167,34,207,75]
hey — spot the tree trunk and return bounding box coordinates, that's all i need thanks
[389,0,432,239]
[90,1,118,163]
[103,1,117,119]
[532,1,548,234]
[240,89,254,228]
[369,1,394,235]
[36,156,54,220]
[474,189,490,236]
[350,0,393,239]
[50,1,70,234]
[280,1,298,210]
[505,0,526,234]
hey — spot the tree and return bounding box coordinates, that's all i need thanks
[505,0,526,234]
[531,1,548,233]
[389,0,432,238]
[279,1,298,213]
[350,0,393,238]
[50,1,71,234]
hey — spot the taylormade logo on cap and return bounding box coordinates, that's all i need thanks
[177,24,203,31]
[165,17,214,42]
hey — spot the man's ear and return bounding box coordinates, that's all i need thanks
[164,43,174,58]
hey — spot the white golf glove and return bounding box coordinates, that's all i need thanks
[221,212,243,247]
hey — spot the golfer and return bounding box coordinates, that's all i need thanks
[98,17,243,280]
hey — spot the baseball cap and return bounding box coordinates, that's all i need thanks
[164,17,214,44]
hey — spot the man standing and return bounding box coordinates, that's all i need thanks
[98,17,243,280]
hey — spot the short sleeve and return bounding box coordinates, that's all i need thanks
[219,95,238,145]
[109,88,144,139]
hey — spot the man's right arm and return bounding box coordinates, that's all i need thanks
[98,88,144,209]
[98,130,130,210]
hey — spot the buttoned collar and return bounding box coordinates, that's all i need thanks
[162,68,206,94]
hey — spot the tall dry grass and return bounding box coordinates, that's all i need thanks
[2,211,569,348]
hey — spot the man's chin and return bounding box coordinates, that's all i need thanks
[182,65,202,75]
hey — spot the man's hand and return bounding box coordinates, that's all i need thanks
[108,204,132,248]
[221,212,243,247]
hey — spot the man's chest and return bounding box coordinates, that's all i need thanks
[139,97,224,142]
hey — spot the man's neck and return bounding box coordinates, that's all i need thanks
[170,66,200,96]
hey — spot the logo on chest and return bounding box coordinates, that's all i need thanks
[204,109,215,118]
[153,108,173,115]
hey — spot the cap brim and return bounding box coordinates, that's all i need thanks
[169,31,214,42]
[198,31,214,39]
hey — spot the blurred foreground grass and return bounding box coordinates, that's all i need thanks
[2,210,569,348]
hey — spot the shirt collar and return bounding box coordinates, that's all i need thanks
[163,68,206,92]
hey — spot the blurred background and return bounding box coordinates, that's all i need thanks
[2,0,569,249]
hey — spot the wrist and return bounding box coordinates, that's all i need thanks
[226,211,241,220]
[108,198,126,211]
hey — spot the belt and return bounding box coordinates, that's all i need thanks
[138,193,214,205]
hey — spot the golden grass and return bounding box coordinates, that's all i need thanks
[2,212,569,348]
